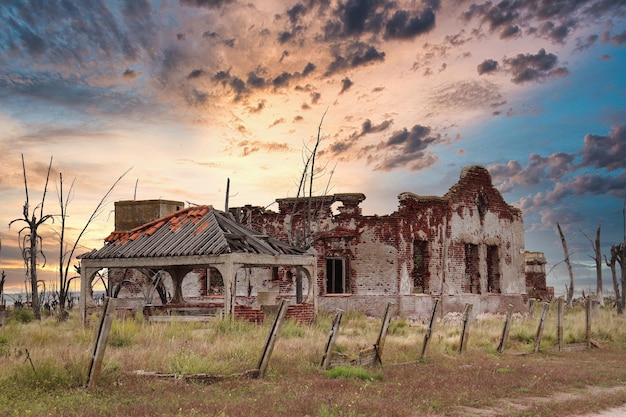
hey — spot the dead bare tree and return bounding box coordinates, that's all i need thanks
[288,109,332,249]
[605,199,626,314]
[56,172,77,318]
[615,243,626,315]
[1,270,5,307]
[55,169,130,319]
[605,244,623,313]
[582,221,604,306]
[557,222,575,307]
[9,155,54,320]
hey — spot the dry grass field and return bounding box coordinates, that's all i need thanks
[1,302,625,417]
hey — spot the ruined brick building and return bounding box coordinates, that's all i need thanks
[80,165,550,322]
[230,165,530,318]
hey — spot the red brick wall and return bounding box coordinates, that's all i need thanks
[233,303,315,325]
[285,303,315,325]
[234,305,264,324]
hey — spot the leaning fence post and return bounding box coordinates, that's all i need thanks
[86,297,117,389]
[533,302,550,353]
[420,298,440,360]
[586,296,592,349]
[373,302,394,366]
[459,303,473,354]
[557,297,564,351]
[256,298,289,378]
[497,304,514,354]
[321,309,343,370]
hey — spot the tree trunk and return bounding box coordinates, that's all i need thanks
[606,246,623,314]
[30,232,41,320]
[617,243,626,312]
[594,223,604,306]
[557,223,575,307]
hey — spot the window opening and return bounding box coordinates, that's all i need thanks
[412,240,430,293]
[326,258,345,294]
[207,267,224,295]
[464,243,481,294]
[487,245,501,293]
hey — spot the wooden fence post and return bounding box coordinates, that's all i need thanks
[373,302,393,366]
[533,302,550,353]
[557,297,564,351]
[459,303,473,354]
[420,298,440,360]
[321,309,343,370]
[496,304,514,354]
[86,297,117,389]
[586,296,592,349]
[256,298,289,378]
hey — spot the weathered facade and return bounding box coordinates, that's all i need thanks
[231,166,528,319]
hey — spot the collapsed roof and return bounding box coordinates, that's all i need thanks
[79,205,308,260]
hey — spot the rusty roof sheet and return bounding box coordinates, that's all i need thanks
[79,205,308,260]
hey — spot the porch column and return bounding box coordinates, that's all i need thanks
[80,265,100,326]
[215,261,236,318]
[300,264,318,316]
[164,266,193,304]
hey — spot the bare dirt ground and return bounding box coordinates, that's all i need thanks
[455,385,626,417]
[578,406,626,417]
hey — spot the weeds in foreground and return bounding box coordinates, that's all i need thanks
[6,307,35,324]
[1,304,626,417]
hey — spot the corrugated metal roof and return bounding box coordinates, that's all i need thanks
[79,205,307,260]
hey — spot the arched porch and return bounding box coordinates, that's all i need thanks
[79,253,317,324]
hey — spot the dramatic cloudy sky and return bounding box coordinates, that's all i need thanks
[1,0,625,297]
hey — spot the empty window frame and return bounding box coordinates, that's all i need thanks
[487,245,501,293]
[207,267,224,295]
[412,240,430,293]
[464,243,481,294]
[326,257,346,294]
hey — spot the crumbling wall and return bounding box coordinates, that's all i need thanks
[525,251,554,301]
[232,166,528,319]
[442,166,526,296]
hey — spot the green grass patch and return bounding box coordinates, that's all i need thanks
[8,307,35,323]
[279,319,306,338]
[496,367,513,374]
[109,335,133,347]
[108,317,144,348]
[509,328,535,344]
[212,318,257,335]
[323,366,382,381]
[5,359,81,391]
[388,319,409,336]
[313,403,363,417]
